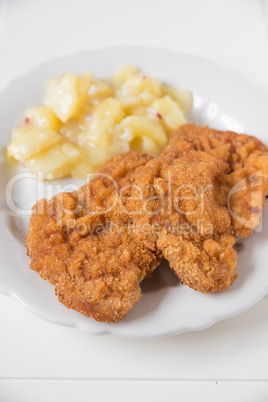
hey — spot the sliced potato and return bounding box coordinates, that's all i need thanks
[119,115,167,147]
[163,85,193,117]
[45,73,91,122]
[152,95,186,131]
[80,98,125,148]
[140,136,162,157]
[88,81,114,99]
[7,128,61,160]
[116,95,141,113]
[11,125,31,140]
[120,74,162,98]
[71,159,93,179]
[26,142,81,179]
[113,64,140,84]
[139,91,157,106]
[22,106,61,131]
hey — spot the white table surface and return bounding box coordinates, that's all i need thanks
[0,0,268,401]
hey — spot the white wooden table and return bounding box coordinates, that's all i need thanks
[0,1,268,401]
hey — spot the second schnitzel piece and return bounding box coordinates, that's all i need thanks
[27,152,162,322]
[126,123,268,293]
[169,124,268,237]
[127,150,238,293]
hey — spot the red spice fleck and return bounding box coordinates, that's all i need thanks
[142,75,147,80]
[156,112,162,119]
[25,117,30,124]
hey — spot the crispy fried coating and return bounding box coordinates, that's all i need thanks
[126,150,238,293]
[126,124,268,293]
[27,152,162,322]
[169,124,268,237]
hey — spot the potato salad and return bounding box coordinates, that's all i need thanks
[7,65,192,179]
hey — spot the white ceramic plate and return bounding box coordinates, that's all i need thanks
[0,46,268,339]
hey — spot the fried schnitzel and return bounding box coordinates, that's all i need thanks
[126,149,238,293]
[169,124,268,237]
[126,124,268,293]
[27,152,162,322]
